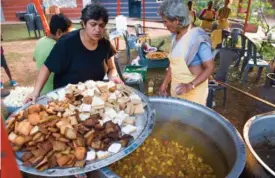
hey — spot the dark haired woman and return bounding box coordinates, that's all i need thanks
[26,4,122,103]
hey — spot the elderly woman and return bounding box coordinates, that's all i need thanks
[159,0,214,105]
[26,4,122,103]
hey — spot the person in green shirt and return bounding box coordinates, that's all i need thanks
[33,14,72,95]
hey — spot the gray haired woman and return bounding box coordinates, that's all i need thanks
[159,0,214,105]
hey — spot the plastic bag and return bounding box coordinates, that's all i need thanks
[123,72,143,82]
[127,34,137,49]
[131,56,140,66]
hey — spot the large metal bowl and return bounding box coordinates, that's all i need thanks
[6,86,156,177]
[243,111,275,177]
[97,96,246,178]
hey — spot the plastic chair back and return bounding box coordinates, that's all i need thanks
[122,32,132,64]
[134,24,143,35]
[230,23,244,30]
[231,28,243,46]
[35,15,44,31]
[26,3,37,15]
[114,54,125,82]
[215,49,239,82]
[24,14,36,31]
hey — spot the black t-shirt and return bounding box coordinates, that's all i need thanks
[45,30,115,89]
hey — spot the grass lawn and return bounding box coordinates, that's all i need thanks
[1,23,117,42]
[150,35,170,52]
[1,23,82,41]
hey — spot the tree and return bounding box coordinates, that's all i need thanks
[256,0,275,36]
[212,0,224,11]
[241,0,275,36]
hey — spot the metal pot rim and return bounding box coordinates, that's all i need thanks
[149,96,246,178]
[243,112,275,176]
[267,73,275,81]
[6,86,156,177]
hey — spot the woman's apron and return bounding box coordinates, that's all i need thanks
[169,34,208,105]
[200,10,214,31]
[217,8,230,30]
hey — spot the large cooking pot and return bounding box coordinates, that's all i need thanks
[96,97,246,178]
[243,111,275,177]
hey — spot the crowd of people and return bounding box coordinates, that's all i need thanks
[188,0,232,32]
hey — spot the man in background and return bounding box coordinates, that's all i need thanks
[33,13,72,94]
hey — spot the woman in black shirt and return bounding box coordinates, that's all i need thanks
[26,4,123,103]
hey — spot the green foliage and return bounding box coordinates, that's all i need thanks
[239,0,275,35]
[261,43,275,61]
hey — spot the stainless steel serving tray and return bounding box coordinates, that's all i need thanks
[6,86,156,177]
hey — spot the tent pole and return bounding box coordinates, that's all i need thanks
[1,119,22,178]
[243,0,251,34]
[142,0,145,33]
[33,0,50,36]
[117,0,120,15]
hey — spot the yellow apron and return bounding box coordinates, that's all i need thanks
[211,29,222,49]
[217,7,230,30]
[169,55,209,106]
[200,10,214,31]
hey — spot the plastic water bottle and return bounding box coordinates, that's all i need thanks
[148,79,154,96]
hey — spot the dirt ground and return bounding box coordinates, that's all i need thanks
[1,31,274,133]
[1,40,37,86]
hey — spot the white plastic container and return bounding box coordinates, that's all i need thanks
[115,15,127,32]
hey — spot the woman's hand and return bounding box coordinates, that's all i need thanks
[24,90,40,104]
[109,76,124,84]
[159,83,168,96]
[175,83,193,95]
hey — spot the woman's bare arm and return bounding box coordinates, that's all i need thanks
[176,60,214,95]
[107,57,118,78]
[162,66,172,87]
[159,66,171,95]
[25,65,51,103]
[106,57,123,84]
[191,60,214,86]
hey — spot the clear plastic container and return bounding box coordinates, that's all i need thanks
[115,15,127,32]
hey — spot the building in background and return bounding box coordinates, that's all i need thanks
[0,0,162,22]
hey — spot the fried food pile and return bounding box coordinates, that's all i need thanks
[146,51,168,60]
[6,81,145,171]
[110,137,216,178]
